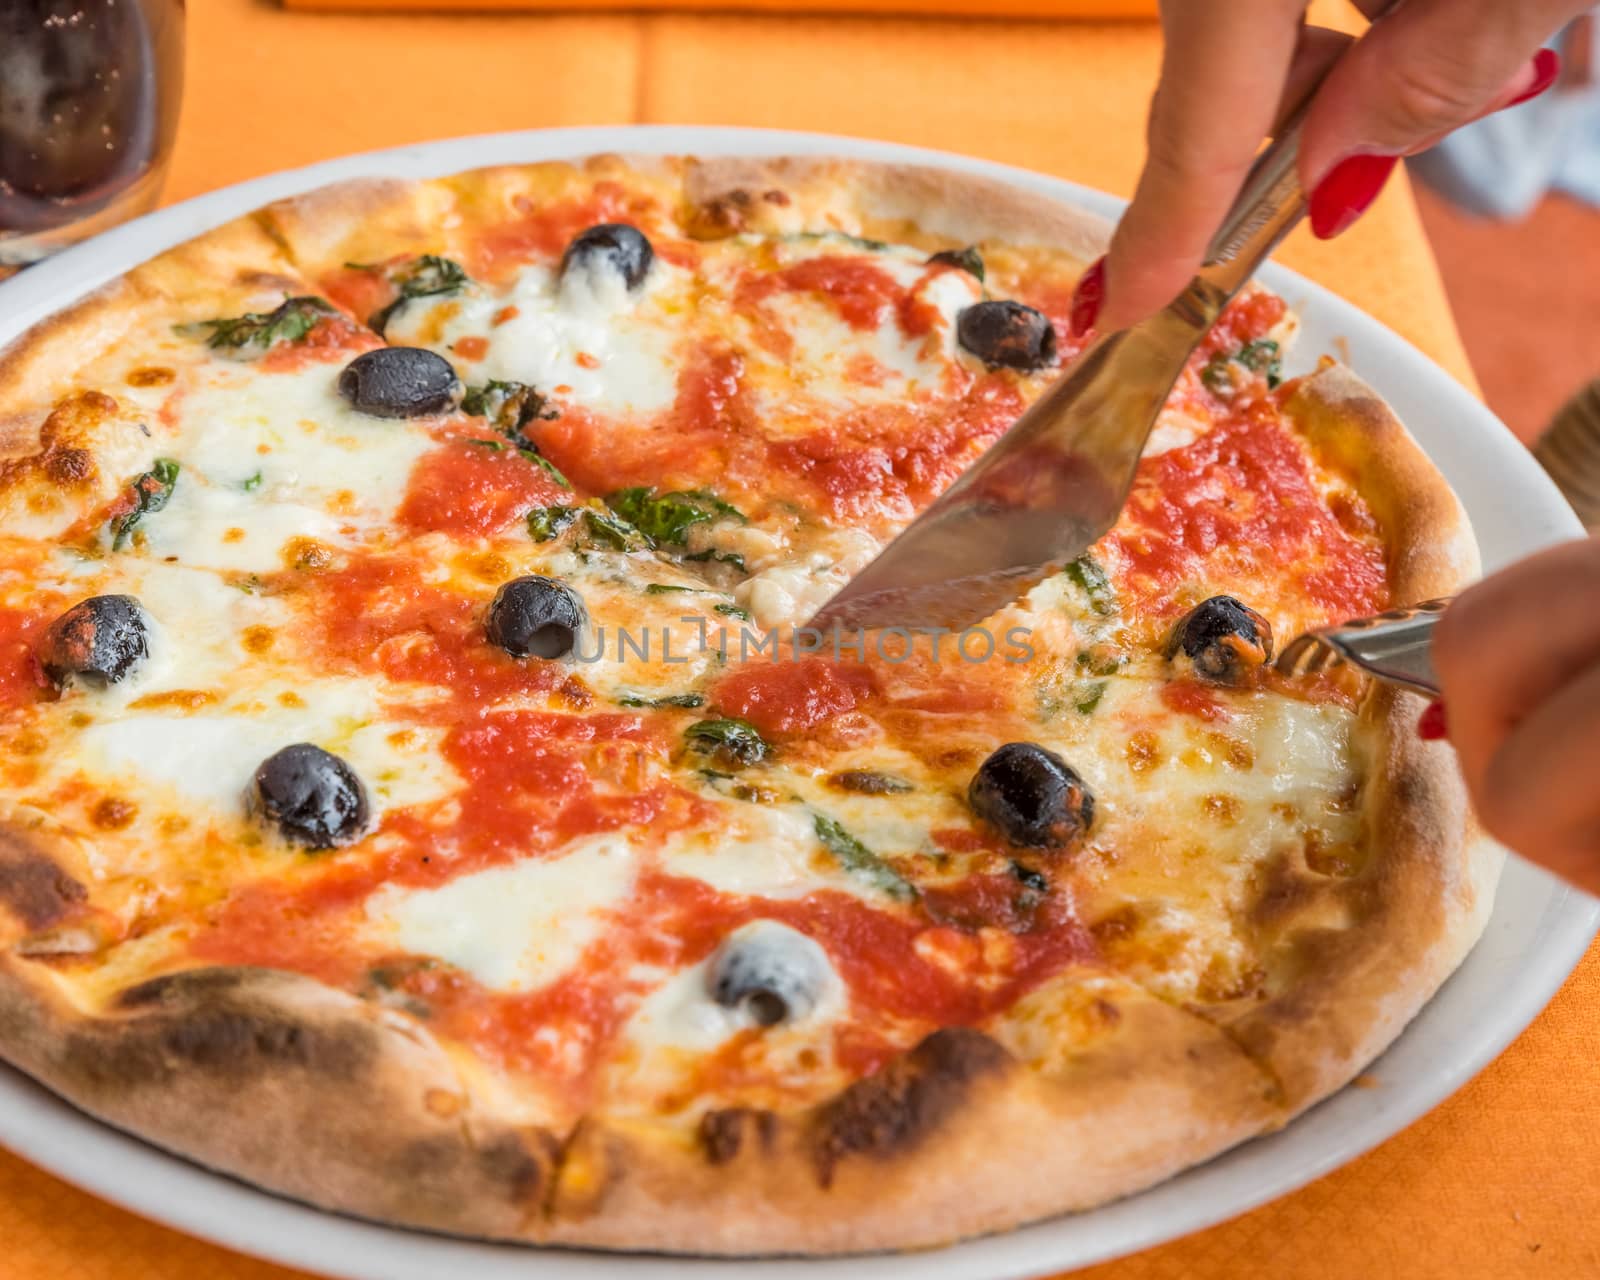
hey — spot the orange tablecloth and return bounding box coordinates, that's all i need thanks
[5,1,1599,1276]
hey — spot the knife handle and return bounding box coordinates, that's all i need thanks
[1171,0,1399,330]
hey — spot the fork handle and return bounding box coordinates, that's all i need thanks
[1324,597,1453,697]
[1165,0,1400,334]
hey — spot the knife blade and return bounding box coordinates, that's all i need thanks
[805,108,1318,635]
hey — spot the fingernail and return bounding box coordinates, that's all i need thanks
[1308,153,1400,240]
[1069,257,1105,338]
[1504,47,1561,108]
[1417,700,1449,741]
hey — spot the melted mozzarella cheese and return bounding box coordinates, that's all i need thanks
[605,935,847,1113]
[1033,677,1364,1001]
[73,675,456,817]
[387,263,685,415]
[732,247,982,426]
[735,526,880,628]
[660,800,897,903]
[365,834,637,991]
[176,361,434,519]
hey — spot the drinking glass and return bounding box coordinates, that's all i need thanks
[0,0,185,266]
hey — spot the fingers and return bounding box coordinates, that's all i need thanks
[1432,537,1600,795]
[1093,0,1307,334]
[1475,658,1600,897]
[1298,0,1581,209]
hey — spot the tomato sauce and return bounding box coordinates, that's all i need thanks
[469,184,634,280]
[711,657,878,736]
[736,255,906,332]
[257,314,376,374]
[535,349,750,498]
[319,261,401,325]
[767,375,1022,520]
[0,605,55,710]
[1159,678,1231,722]
[1106,397,1387,622]
[1197,291,1288,363]
[396,437,570,538]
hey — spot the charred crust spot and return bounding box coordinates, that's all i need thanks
[43,446,95,485]
[0,845,88,930]
[90,796,137,830]
[689,190,755,239]
[813,1028,1009,1186]
[698,1107,777,1166]
[53,389,119,423]
[125,366,176,388]
[476,1129,550,1205]
[66,1001,376,1089]
[114,967,254,1009]
[761,188,791,206]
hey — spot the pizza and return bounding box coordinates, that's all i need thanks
[0,154,1495,1255]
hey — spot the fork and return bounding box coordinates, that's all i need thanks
[1274,598,1452,696]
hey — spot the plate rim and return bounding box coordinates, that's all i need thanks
[0,123,1593,1280]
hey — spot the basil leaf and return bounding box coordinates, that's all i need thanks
[1237,338,1283,388]
[367,255,471,334]
[466,438,505,451]
[182,296,332,352]
[1075,648,1123,677]
[927,246,985,282]
[684,717,768,766]
[684,547,748,574]
[787,230,891,252]
[713,602,750,620]
[527,505,580,542]
[1063,554,1115,617]
[644,583,698,595]
[241,470,263,492]
[1075,681,1107,715]
[580,507,649,552]
[110,458,180,550]
[463,379,558,440]
[516,447,571,490]
[618,692,705,709]
[1200,354,1234,396]
[812,813,915,901]
[827,769,913,795]
[605,487,745,548]
[1202,338,1282,396]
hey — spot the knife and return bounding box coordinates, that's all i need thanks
[805,104,1325,635]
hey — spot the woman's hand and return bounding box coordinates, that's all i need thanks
[1431,536,1600,895]
[1075,0,1583,337]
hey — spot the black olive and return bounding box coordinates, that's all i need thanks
[252,743,369,849]
[956,300,1057,372]
[560,223,654,291]
[337,347,461,419]
[1167,595,1273,681]
[707,921,833,1026]
[39,595,150,688]
[486,576,587,660]
[969,742,1094,849]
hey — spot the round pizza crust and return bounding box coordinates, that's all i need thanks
[0,156,1495,1255]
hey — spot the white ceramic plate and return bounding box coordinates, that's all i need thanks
[0,126,1592,1280]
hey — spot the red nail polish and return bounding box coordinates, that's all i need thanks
[1309,153,1400,239]
[1069,257,1105,338]
[1417,700,1449,741]
[1505,48,1561,107]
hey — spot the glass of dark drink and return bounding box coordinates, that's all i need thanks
[0,0,185,265]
